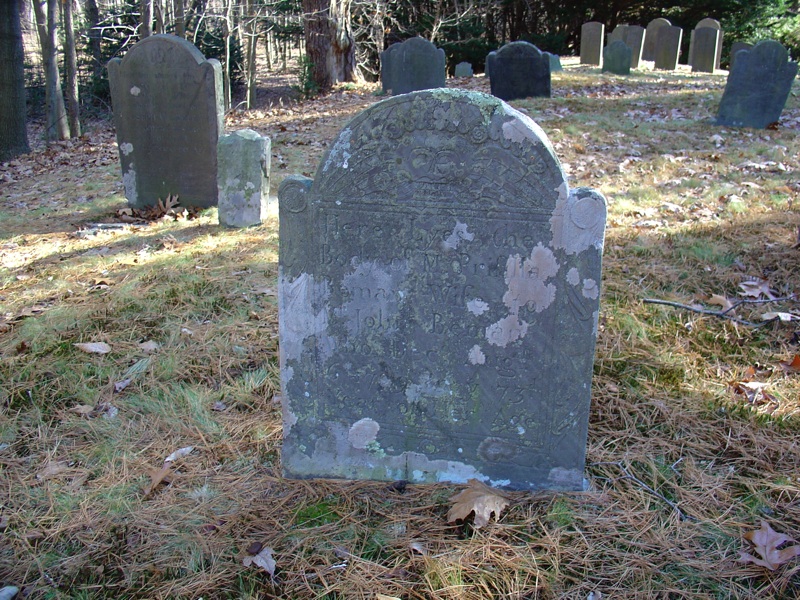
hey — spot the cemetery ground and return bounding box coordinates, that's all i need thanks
[1,62,800,599]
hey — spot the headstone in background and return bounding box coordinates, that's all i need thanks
[487,41,551,100]
[278,89,607,491]
[545,52,563,72]
[716,40,798,129]
[624,25,646,69]
[217,129,270,228]
[454,62,474,77]
[690,18,722,69]
[654,25,683,71]
[580,22,605,66]
[603,40,632,75]
[108,34,223,209]
[729,41,753,72]
[381,37,446,95]
[691,27,720,73]
[643,18,671,62]
[607,24,629,45]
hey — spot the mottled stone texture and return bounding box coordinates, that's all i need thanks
[643,18,670,62]
[454,62,473,77]
[217,129,270,228]
[580,22,604,66]
[654,25,683,71]
[108,34,223,209]
[691,27,720,73]
[278,89,607,491]
[487,42,551,101]
[716,40,798,129]
[381,38,446,95]
[603,41,632,75]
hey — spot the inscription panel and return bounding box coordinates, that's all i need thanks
[279,90,606,490]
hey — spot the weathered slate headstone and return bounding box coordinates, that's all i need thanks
[278,89,607,491]
[654,25,683,71]
[487,42,551,101]
[454,62,474,78]
[716,40,798,129]
[624,25,646,69]
[690,18,722,69]
[643,18,670,62]
[580,22,605,66]
[108,34,223,209]
[691,27,720,73]
[217,129,270,228]
[381,38,446,95]
[545,52,563,72]
[603,40,632,75]
[607,24,629,45]
[729,42,752,71]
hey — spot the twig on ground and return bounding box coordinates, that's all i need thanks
[643,296,798,327]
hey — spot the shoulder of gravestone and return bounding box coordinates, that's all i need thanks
[121,33,209,66]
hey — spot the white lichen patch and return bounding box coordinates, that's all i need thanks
[405,372,449,403]
[348,418,380,449]
[567,267,580,286]
[334,258,407,336]
[279,272,334,362]
[130,86,141,96]
[122,168,137,205]
[323,127,352,172]
[502,243,559,314]
[582,278,599,300]
[120,142,134,156]
[485,313,529,347]
[500,104,558,157]
[467,298,489,316]
[468,344,486,365]
[442,221,474,250]
[282,404,298,435]
[550,185,607,255]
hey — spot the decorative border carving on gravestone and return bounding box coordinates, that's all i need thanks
[487,41,551,101]
[278,89,607,491]
[380,37,446,95]
[108,34,224,209]
[580,22,605,67]
[716,40,798,129]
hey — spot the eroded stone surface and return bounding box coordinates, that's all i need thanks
[278,89,607,490]
[217,129,270,227]
[108,34,223,209]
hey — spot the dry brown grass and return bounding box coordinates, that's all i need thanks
[1,61,799,599]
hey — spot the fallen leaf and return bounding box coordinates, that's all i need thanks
[37,460,71,480]
[762,312,800,322]
[74,342,112,354]
[69,404,95,416]
[211,401,227,411]
[114,378,132,393]
[408,541,428,555]
[139,340,161,353]
[446,478,512,528]
[739,279,776,300]
[779,355,800,374]
[708,294,735,313]
[243,545,276,578]
[377,595,402,600]
[740,520,800,570]
[165,446,194,463]
[143,464,172,497]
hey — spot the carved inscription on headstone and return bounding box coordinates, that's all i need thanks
[278,90,607,491]
[108,34,223,209]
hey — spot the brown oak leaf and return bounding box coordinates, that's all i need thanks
[446,478,512,528]
[740,521,800,570]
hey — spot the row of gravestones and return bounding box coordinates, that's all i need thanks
[581,18,727,74]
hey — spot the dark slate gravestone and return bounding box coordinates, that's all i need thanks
[545,52,563,72]
[624,25,646,69]
[487,42,551,101]
[654,25,682,71]
[607,24,629,45]
[691,27,720,73]
[603,40,632,75]
[381,38,446,95]
[716,40,798,129]
[643,18,670,62]
[729,42,752,71]
[454,62,474,77]
[108,34,223,209]
[580,22,604,66]
[278,89,607,491]
[690,18,722,70]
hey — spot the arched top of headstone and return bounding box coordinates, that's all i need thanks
[491,40,544,60]
[111,33,216,71]
[696,18,721,30]
[647,18,671,27]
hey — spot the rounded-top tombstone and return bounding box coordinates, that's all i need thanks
[380,37,446,95]
[643,18,670,62]
[108,34,224,209]
[486,41,551,101]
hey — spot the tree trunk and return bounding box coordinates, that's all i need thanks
[33,0,70,141]
[302,0,357,93]
[141,0,153,38]
[244,0,258,108]
[0,0,30,160]
[62,0,81,137]
[83,0,103,85]
[174,0,185,37]
[222,0,233,110]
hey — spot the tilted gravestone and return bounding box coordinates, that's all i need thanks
[217,129,270,228]
[690,18,722,70]
[381,38,446,95]
[623,25,646,69]
[454,62,474,78]
[691,27,720,73]
[278,89,607,491]
[729,42,753,72]
[580,22,605,67]
[603,40,632,75]
[487,42,551,101]
[716,40,798,129]
[108,34,223,209]
[643,18,670,62]
[654,25,683,71]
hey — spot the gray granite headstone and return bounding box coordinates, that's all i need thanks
[487,42,551,101]
[690,18,722,69]
[603,40,632,75]
[654,25,683,71]
[716,40,798,129]
[623,25,646,69]
[691,27,720,73]
[381,38,446,95]
[643,18,670,62]
[580,22,605,66]
[108,34,223,209]
[278,89,607,491]
[454,62,474,77]
[217,129,270,228]
[729,42,753,71]
[545,52,563,72]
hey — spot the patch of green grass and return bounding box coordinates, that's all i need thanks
[294,500,341,527]
[546,497,575,529]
